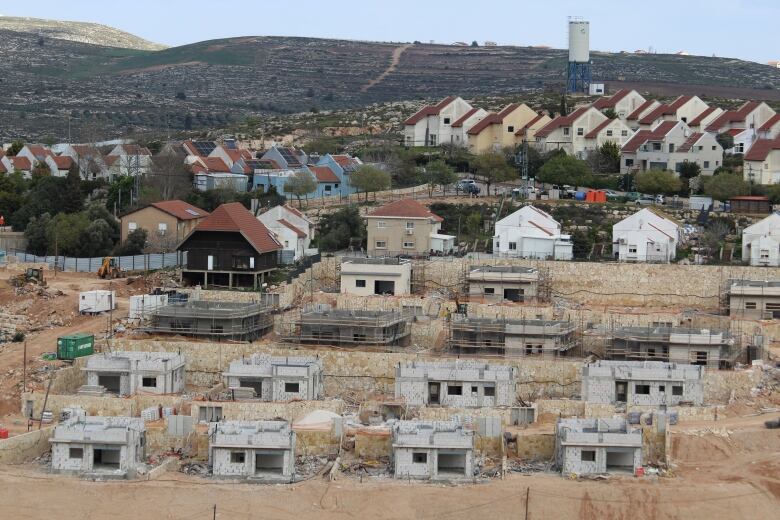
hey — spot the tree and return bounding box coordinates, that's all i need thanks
[471,41,479,47]
[24,213,52,255]
[77,219,114,257]
[148,154,192,200]
[716,132,734,152]
[114,228,148,256]
[702,172,749,201]
[603,108,618,120]
[588,141,620,174]
[5,140,23,157]
[388,150,420,188]
[61,164,84,214]
[31,161,51,179]
[106,176,136,215]
[471,152,515,195]
[283,170,317,207]
[351,164,391,201]
[316,206,366,252]
[634,170,682,195]
[421,160,457,196]
[678,162,701,180]
[538,153,591,186]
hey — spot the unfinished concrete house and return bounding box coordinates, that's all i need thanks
[449,315,577,357]
[208,421,296,482]
[395,360,516,407]
[278,305,412,347]
[609,326,737,368]
[582,360,704,406]
[144,300,274,341]
[340,257,412,296]
[392,420,475,480]
[467,265,541,303]
[555,418,642,476]
[222,354,323,401]
[726,279,780,320]
[50,416,146,479]
[79,351,186,396]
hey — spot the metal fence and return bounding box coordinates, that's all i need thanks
[9,250,186,273]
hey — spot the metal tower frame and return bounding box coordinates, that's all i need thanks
[566,61,592,94]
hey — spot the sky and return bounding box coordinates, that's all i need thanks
[0,0,777,63]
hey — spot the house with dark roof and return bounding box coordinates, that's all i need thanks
[120,200,209,252]
[403,96,475,147]
[257,204,316,262]
[365,199,454,255]
[743,136,780,185]
[591,89,647,120]
[260,146,308,170]
[535,106,632,159]
[466,103,550,154]
[178,202,281,288]
[620,121,723,176]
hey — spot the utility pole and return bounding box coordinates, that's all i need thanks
[525,486,530,520]
[39,371,54,430]
[22,341,27,393]
[212,504,217,520]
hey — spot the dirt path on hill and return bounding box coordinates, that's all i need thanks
[362,44,412,92]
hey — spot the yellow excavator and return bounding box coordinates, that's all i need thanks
[97,257,124,279]
[11,267,46,287]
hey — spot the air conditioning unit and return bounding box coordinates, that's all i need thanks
[619,238,626,245]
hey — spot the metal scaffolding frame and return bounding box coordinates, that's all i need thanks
[142,300,275,341]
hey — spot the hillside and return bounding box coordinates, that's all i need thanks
[2,29,780,141]
[0,16,165,50]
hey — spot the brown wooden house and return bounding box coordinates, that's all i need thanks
[178,202,281,289]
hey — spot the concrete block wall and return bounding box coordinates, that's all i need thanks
[190,399,344,423]
[0,427,54,464]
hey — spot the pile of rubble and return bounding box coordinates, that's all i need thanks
[340,458,390,477]
[32,451,52,467]
[296,455,329,478]
[180,462,209,476]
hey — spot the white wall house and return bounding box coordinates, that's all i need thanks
[450,107,488,146]
[493,206,573,260]
[688,106,725,133]
[612,208,680,263]
[591,89,647,120]
[106,144,153,177]
[705,101,776,136]
[257,204,315,261]
[535,106,624,159]
[742,213,780,266]
[636,95,711,129]
[758,114,780,140]
[403,96,475,147]
[743,137,780,185]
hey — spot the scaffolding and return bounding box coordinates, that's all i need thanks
[465,265,541,303]
[142,300,275,341]
[277,305,413,347]
[448,315,577,358]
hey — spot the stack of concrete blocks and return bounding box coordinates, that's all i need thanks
[582,360,704,406]
[222,354,323,401]
[395,360,516,407]
[555,417,642,476]
[392,420,475,480]
[80,351,186,397]
[50,416,146,479]
[209,421,296,482]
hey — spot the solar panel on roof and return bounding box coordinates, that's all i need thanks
[185,209,201,216]
[277,148,301,167]
[193,141,217,156]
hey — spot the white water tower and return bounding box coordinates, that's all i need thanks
[567,17,592,93]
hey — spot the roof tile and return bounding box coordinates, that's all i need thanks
[191,202,281,254]
[151,200,209,221]
[367,199,443,222]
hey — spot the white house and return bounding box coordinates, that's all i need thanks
[534,106,631,159]
[591,89,647,120]
[257,204,315,261]
[403,96,475,147]
[688,106,725,133]
[493,206,573,260]
[612,208,680,263]
[106,144,153,177]
[744,136,780,185]
[758,114,780,140]
[635,95,711,129]
[741,213,780,266]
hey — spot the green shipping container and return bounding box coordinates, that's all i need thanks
[57,333,95,360]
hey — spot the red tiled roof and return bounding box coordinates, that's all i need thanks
[191,163,207,174]
[71,144,100,157]
[705,102,762,132]
[278,218,306,238]
[151,200,209,221]
[626,99,657,121]
[367,199,443,222]
[515,113,546,136]
[27,144,54,159]
[283,204,308,221]
[11,156,31,170]
[450,107,480,128]
[0,162,6,173]
[584,119,614,139]
[535,107,589,138]
[759,113,780,132]
[621,121,678,153]
[668,95,693,110]
[466,113,502,135]
[119,144,151,156]
[497,103,520,118]
[730,195,769,201]
[677,132,704,153]
[404,96,457,125]
[689,106,718,127]
[104,155,120,167]
[53,156,73,169]
[203,157,230,172]
[309,165,340,183]
[191,202,281,253]
[639,104,672,125]
[725,128,746,137]
[744,137,780,162]
[592,89,631,110]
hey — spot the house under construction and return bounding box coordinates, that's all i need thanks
[143,300,274,341]
[449,315,577,357]
[607,326,738,368]
[277,305,412,347]
[466,265,544,303]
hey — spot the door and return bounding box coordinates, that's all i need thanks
[374,280,395,295]
[207,255,214,271]
[503,289,521,302]
[428,382,440,405]
[615,381,627,403]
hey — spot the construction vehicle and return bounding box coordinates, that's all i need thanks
[11,267,46,287]
[97,257,124,279]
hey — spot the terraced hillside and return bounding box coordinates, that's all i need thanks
[2,27,780,141]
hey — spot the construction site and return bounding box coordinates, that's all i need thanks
[0,254,778,520]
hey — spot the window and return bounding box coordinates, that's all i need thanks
[703,161,710,169]
[406,221,415,229]
[232,256,251,269]
[447,385,463,396]
[653,142,661,151]
[128,222,137,231]
[353,333,366,342]
[443,118,451,125]
[625,159,634,167]
[142,377,156,388]
[507,126,515,133]
[606,130,613,137]
[581,450,596,462]
[563,127,570,136]
[508,242,517,251]
[659,385,665,392]
[335,183,339,188]
[375,241,387,249]
[284,240,290,248]
[484,288,495,294]
[69,447,83,459]
[403,241,415,249]
[355,279,366,288]
[158,222,167,234]
[577,128,584,136]
[471,385,479,394]
[745,302,757,310]
[628,247,637,254]
[635,384,650,395]
[324,185,332,192]
[672,386,683,396]
[230,452,245,464]
[712,145,717,150]
[668,143,675,153]
[376,220,386,229]
[484,385,495,397]
[413,452,428,463]
[622,130,628,137]
[284,382,300,393]
[429,134,437,146]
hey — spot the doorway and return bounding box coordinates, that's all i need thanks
[374,280,395,295]
[428,382,440,405]
[93,448,121,470]
[255,451,284,476]
[503,288,522,302]
[615,381,627,403]
[98,375,121,394]
[437,452,467,476]
[240,379,263,398]
[606,450,634,472]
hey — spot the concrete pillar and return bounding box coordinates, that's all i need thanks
[253,273,258,290]
[229,272,233,288]
[204,272,208,289]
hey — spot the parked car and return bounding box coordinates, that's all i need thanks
[636,194,655,205]
[655,194,666,205]
[604,190,621,201]
[624,192,641,202]
[456,179,477,190]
